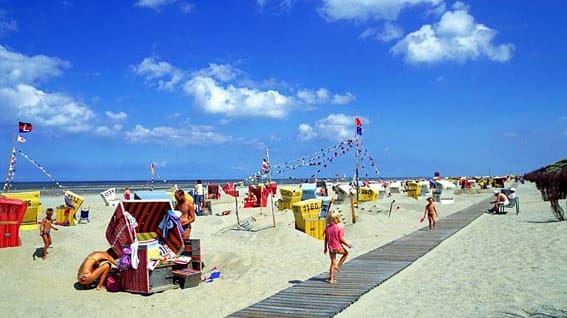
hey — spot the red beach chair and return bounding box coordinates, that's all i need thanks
[0,197,27,248]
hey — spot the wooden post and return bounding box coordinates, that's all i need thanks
[388,199,396,218]
[235,190,240,226]
[266,147,276,228]
[271,190,276,228]
[349,194,356,224]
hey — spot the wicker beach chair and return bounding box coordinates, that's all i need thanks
[105,200,188,294]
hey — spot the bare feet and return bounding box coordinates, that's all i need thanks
[329,278,336,284]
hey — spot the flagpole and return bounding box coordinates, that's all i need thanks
[4,123,19,192]
[267,147,276,228]
[354,117,360,207]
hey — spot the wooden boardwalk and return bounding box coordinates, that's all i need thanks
[228,198,491,318]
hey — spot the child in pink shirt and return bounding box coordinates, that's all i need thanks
[324,211,351,284]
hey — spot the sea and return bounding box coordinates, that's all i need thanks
[3,178,325,195]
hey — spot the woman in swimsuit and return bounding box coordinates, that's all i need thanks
[39,208,58,260]
[77,251,117,291]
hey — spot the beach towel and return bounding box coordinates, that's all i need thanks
[129,240,139,270]
[158,210,184,240]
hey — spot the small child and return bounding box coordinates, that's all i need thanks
[39,208,59,259]
[421,197,438,230]
[324,210,352,284]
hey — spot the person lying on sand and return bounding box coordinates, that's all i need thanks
[77,251,117,291]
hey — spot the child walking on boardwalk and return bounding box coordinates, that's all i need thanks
[324,211,352,284]
[39,208,59,259]
[421,197,438,230]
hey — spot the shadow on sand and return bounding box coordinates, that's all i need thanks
[32,247,44,260]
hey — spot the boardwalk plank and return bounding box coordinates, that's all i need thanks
[227,197,490,317]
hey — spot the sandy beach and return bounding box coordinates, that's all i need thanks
[1,182,565,318]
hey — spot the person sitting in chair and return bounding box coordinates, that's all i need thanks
[486,190,509,214]
[246,192,258,204]
[77,250,117,291]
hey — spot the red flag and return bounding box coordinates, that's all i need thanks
[355,117,362,135]
[150,163,156,176]
[19,121,33,133]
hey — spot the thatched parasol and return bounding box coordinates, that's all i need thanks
[524,158,567,221]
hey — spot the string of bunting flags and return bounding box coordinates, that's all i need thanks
[3,147,17,191]
[245,138,380,182]
[16,150,65,189]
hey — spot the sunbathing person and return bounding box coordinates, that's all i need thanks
[77,251,117,291]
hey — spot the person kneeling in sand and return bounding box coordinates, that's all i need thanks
[77,251,117,291]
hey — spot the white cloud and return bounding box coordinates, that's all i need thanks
[297,113,365,142]
[133,57,355,118]
[124,124,232,145]
[94,124,123,136]
[94,126,113,136]
[135,0,178,10]
[105,111,127,121]
[380,22,403,42]
[194,63,240,82]
[0,45,70,85]
[391,4,514,64]
[332,92,356,105]
[0,12,18,36]
[298,124,317,142]
[297,88,355,105]
[132,57,184,91]
[0,84,96,132]
[360,23,403,42]
[184,75,293,118]
[257,0,295,12]
[179,3,194,14]
[319,0,442,22]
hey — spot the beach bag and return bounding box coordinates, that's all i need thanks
[106,271,122,292]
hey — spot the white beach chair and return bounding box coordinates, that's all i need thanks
[100,188,121,207]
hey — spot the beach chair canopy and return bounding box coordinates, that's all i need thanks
[133,190,172,201]
[0,197,27,222]
[207,184,220,199]
[0,197,28,248]
[105,200,184,258]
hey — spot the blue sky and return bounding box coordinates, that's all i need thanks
[1,0,566,182]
